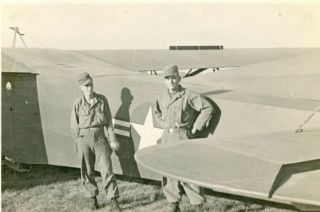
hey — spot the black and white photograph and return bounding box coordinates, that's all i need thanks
[1,1,320,211]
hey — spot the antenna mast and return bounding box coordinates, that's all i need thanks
[10,27,27,48]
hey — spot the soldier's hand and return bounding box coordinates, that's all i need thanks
[191,128,197,134]
[109,135,120,151]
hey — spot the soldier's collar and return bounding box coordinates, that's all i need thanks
[175,85,185,97]
[167,86,185,99]
[178,86,185,96]
[94,93,104,103]
[81,92,101,105]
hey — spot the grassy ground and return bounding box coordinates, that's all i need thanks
[1,165,297,212]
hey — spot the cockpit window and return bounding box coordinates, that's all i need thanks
[6,81,12,91]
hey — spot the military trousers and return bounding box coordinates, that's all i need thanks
[163,177,205,205]
[76,129,119,199]
[160,128,205,205]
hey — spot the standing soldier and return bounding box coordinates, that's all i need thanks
[154,65,214,212]
[71,72,121,211]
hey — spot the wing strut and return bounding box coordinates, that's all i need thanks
[184,68,208,78]
[151,70,158,75]
[183,67,220,78]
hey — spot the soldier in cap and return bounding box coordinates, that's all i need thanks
[71,72,121,211]
[154,65,214,212]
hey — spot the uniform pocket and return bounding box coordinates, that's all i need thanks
[79,109,91,126]
[79,107,90,116]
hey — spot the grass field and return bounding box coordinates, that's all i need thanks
[1,165,298,212]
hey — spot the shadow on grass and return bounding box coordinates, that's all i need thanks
[116,174,161,187]
[1,166,298,211]
[115,174,166,210]
[116,175,297,212]
[203,188,299,212]
[1,165,80,191]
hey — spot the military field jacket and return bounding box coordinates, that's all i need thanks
[154,86,213,131]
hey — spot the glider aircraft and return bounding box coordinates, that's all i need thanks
[2,46,320,211]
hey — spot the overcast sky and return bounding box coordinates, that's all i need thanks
[2,2,320,50]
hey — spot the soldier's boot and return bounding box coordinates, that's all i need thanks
[110,197,121,212]
[89,196,98,210]
[170,202,181,212]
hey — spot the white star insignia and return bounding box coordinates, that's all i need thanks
[131,107,163,150]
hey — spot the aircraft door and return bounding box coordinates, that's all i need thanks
[2,74,15,159]
[1,72,47,164]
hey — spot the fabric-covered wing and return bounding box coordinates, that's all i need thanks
[75,48,318,71]
[135,129,320,210]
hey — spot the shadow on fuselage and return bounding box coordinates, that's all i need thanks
[193,96,221,139]
[114,87,141,177]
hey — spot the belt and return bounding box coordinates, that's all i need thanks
[88,127,103,131]
[166,126,188,133]
[79,127,104,134]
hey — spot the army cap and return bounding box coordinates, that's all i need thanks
[78,72,93,86]
[163,65,180,78]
